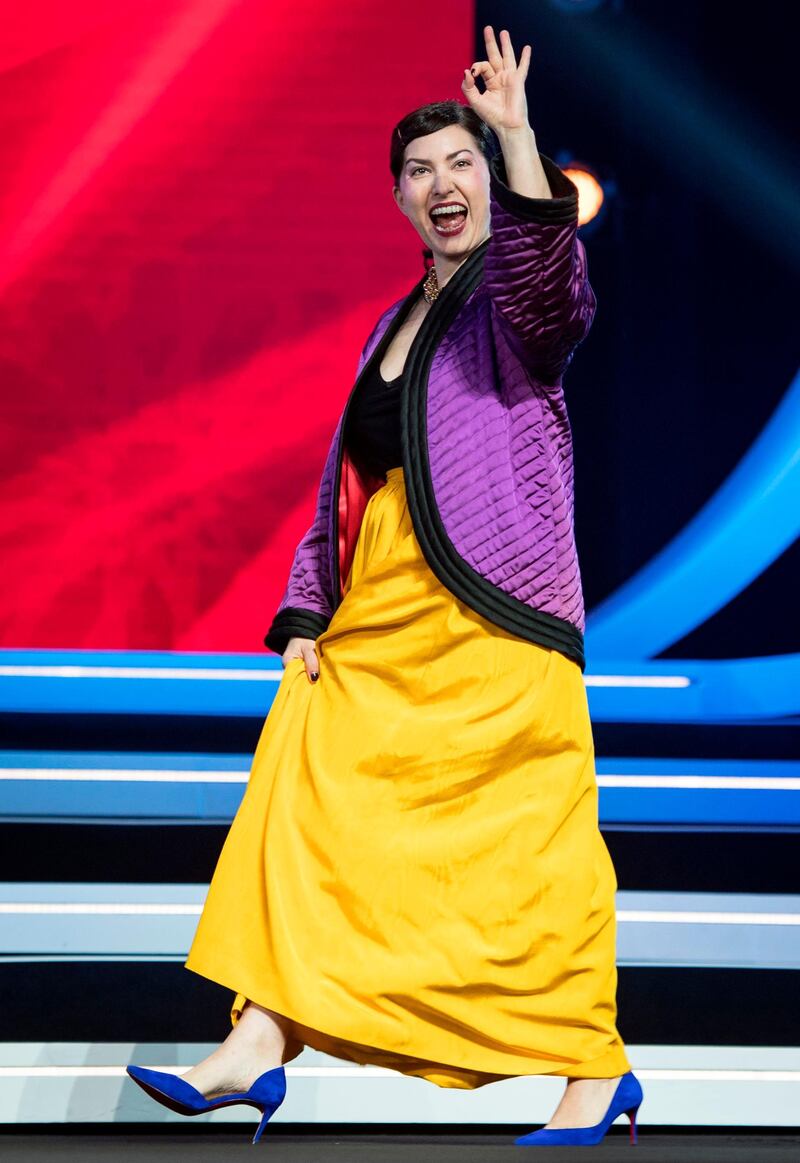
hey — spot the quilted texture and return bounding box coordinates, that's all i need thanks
[267,151,595,658]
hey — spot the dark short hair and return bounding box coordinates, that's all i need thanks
[390,98,498,185]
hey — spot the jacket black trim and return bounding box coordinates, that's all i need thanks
[399,239,587,672]
[489,152,578,224]
[264,606,331,656]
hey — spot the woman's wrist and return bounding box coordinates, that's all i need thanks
[494,124,552,200]
[494,123,535,145]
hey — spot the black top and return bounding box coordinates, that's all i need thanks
[345,358,404,477]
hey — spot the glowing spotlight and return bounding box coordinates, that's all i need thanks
[556,157,608,229]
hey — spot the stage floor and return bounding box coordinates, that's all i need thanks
[3,1129,800,1160]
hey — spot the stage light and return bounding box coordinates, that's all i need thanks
[556,156,608,228]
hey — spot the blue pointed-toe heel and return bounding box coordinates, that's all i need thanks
[125,1062,286,1144]
[515,1070,643,1147]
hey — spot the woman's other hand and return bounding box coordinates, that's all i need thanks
[283,637,320,683]
[462,25,532,135]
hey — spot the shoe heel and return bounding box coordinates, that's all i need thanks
[249,1064,286,1143]
[252,1102,278,1144]
[627,1103,640,1144]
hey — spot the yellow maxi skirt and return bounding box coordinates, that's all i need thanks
[184,465,632,1089]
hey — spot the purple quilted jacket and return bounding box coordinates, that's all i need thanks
[265,151,596,670]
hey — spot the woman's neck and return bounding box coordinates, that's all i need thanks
[434,233,491,291]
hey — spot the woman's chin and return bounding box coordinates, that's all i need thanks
[428,230,474,258]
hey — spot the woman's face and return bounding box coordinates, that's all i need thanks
[393,124,491,266]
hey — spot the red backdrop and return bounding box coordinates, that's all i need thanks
[0,0,472,649]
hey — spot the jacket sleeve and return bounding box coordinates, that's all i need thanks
[263,417,341,656]
[483,150,596,388]
[263,313,389,656]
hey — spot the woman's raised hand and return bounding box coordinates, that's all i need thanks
[283,636,320,683]
[461,25,532,135]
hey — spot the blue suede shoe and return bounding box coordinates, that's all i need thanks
[126,1062,286,1143]
[515,1070,643,1146]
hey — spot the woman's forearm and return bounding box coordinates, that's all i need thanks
[495,125,553,200]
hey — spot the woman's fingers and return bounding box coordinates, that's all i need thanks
[282,636,320,682]
[483,25,530,77]
[469,60,496,82]
[483,25,504,72]
[303,648,320,683]
[498,27,517,69]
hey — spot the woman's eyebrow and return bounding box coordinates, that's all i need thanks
[405,149,474,167]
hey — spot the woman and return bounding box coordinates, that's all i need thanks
[127,26,644,1148]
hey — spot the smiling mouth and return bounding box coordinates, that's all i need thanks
[429,206,468,235]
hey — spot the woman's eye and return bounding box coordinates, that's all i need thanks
[412,160,471,176]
